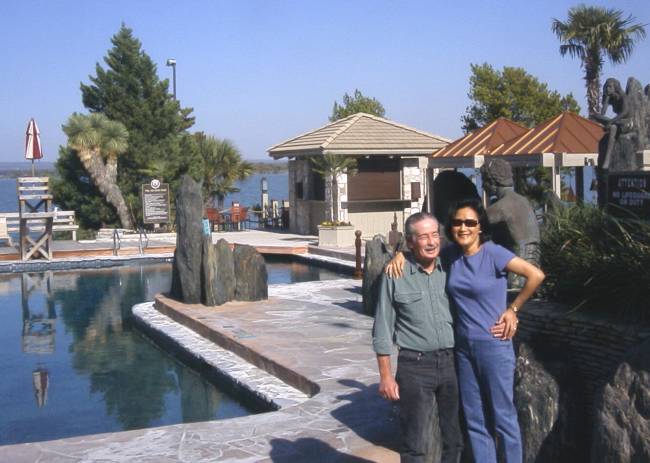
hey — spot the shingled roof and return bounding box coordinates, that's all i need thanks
[431,118,529,159]
[492,111,604,155]
[268,113,450,159]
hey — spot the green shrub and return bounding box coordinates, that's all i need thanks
[540,204,650,323]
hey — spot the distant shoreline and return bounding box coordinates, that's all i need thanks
[0,161,287,179]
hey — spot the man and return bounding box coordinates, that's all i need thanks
[372,212,462,463]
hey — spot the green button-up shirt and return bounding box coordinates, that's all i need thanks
[372,255,454,355]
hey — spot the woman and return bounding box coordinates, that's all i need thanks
[386,198,545,463]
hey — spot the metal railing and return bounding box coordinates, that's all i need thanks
[138,227,149,255]
[112,229,121,256]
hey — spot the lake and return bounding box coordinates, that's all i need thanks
[0,172,289,214]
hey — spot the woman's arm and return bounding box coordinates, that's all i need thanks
[491,257,545,340]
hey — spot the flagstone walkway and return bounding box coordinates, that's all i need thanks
[0,279,400,462]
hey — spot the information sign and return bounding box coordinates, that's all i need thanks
[141,180,170,224]
[607,172,650,220]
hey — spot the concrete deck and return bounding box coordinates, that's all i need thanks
[0,279,399,462]
[0,230,339,261]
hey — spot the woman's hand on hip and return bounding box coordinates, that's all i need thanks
[491,308,518,340]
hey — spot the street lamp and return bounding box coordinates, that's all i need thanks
[166,58,177,100]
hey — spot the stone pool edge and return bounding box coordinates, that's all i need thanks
[133,301,311,411]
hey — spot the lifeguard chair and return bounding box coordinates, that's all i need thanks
[17,177,55,260]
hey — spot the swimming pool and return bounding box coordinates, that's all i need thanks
[0,259,349,445]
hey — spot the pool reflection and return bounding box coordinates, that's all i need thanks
[0,259,349,445]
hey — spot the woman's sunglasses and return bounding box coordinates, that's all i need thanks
[450,219,479,228]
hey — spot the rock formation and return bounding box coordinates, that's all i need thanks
[361,234,393,316]
[214,238,236,304]
[234,244,268,301]
[591,337,650,462]
[514,343,581,462]
[171,175,204,303]
[171,174,267,305]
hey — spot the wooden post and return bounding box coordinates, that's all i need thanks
[354,230,363,279]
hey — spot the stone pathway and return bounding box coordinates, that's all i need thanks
[0,279,400,462]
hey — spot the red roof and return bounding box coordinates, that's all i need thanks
[492,111,604,155]
[431,118,529,158]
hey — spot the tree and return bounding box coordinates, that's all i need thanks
[194,133,253,208]
[54,24,197,228]
[310,154,357,223]
[62,113,133,229]
[462,63,581,132]
[52,148,119,230]
[330,89,386,121]
[552,5,646,115]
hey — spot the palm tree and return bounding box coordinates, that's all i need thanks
[194,133,253,209]
[552,5,646,115]
[63,113,133,229]
[310,154,357,223]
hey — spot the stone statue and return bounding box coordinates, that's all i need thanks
[591,77,650,172]
[480,159,540,271]
[591,78,634,170]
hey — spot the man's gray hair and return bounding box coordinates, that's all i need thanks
[404,212,438,240]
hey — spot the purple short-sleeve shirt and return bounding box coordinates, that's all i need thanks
[445,241,515,340]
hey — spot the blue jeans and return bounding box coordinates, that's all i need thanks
[396,348,463,463]
[455,338,521,463]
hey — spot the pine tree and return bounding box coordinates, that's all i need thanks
[54,24,197,228]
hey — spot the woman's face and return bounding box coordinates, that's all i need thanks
[451,206,481,252]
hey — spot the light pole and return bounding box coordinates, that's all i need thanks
[166,58,176,100]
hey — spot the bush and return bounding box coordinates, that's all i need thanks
[540,204,650,323]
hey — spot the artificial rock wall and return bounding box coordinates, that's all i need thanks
[514,301,650,462]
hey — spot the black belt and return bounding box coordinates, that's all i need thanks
[399,347,453,356]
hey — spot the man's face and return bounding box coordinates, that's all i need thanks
[407,218,441,264]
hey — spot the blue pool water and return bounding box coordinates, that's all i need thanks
[0,260,347,445]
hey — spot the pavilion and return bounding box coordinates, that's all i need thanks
[429,112,604,200]
[268,113,450,237]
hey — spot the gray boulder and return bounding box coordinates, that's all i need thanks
[362,234,393,316]
[201,235,219,306]
[233,244,268,301]
[214,238,236,305]
[514,343,582,462]
[171,175,204,303]
[591,337,650,463]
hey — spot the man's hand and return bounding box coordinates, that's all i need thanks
[376,354,399,400]
[378,375,400,401]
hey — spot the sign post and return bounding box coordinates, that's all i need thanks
[142,180,170,225]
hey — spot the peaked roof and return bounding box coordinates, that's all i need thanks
[431,118,529,158]
[492,111,604,155]
[268,113,450,159]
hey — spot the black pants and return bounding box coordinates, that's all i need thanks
[396,348,462,463]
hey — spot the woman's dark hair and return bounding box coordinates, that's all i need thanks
[444,197,491,243]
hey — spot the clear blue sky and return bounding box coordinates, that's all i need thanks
[2,0,649,162]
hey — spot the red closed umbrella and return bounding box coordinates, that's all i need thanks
[25,118,43,175]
